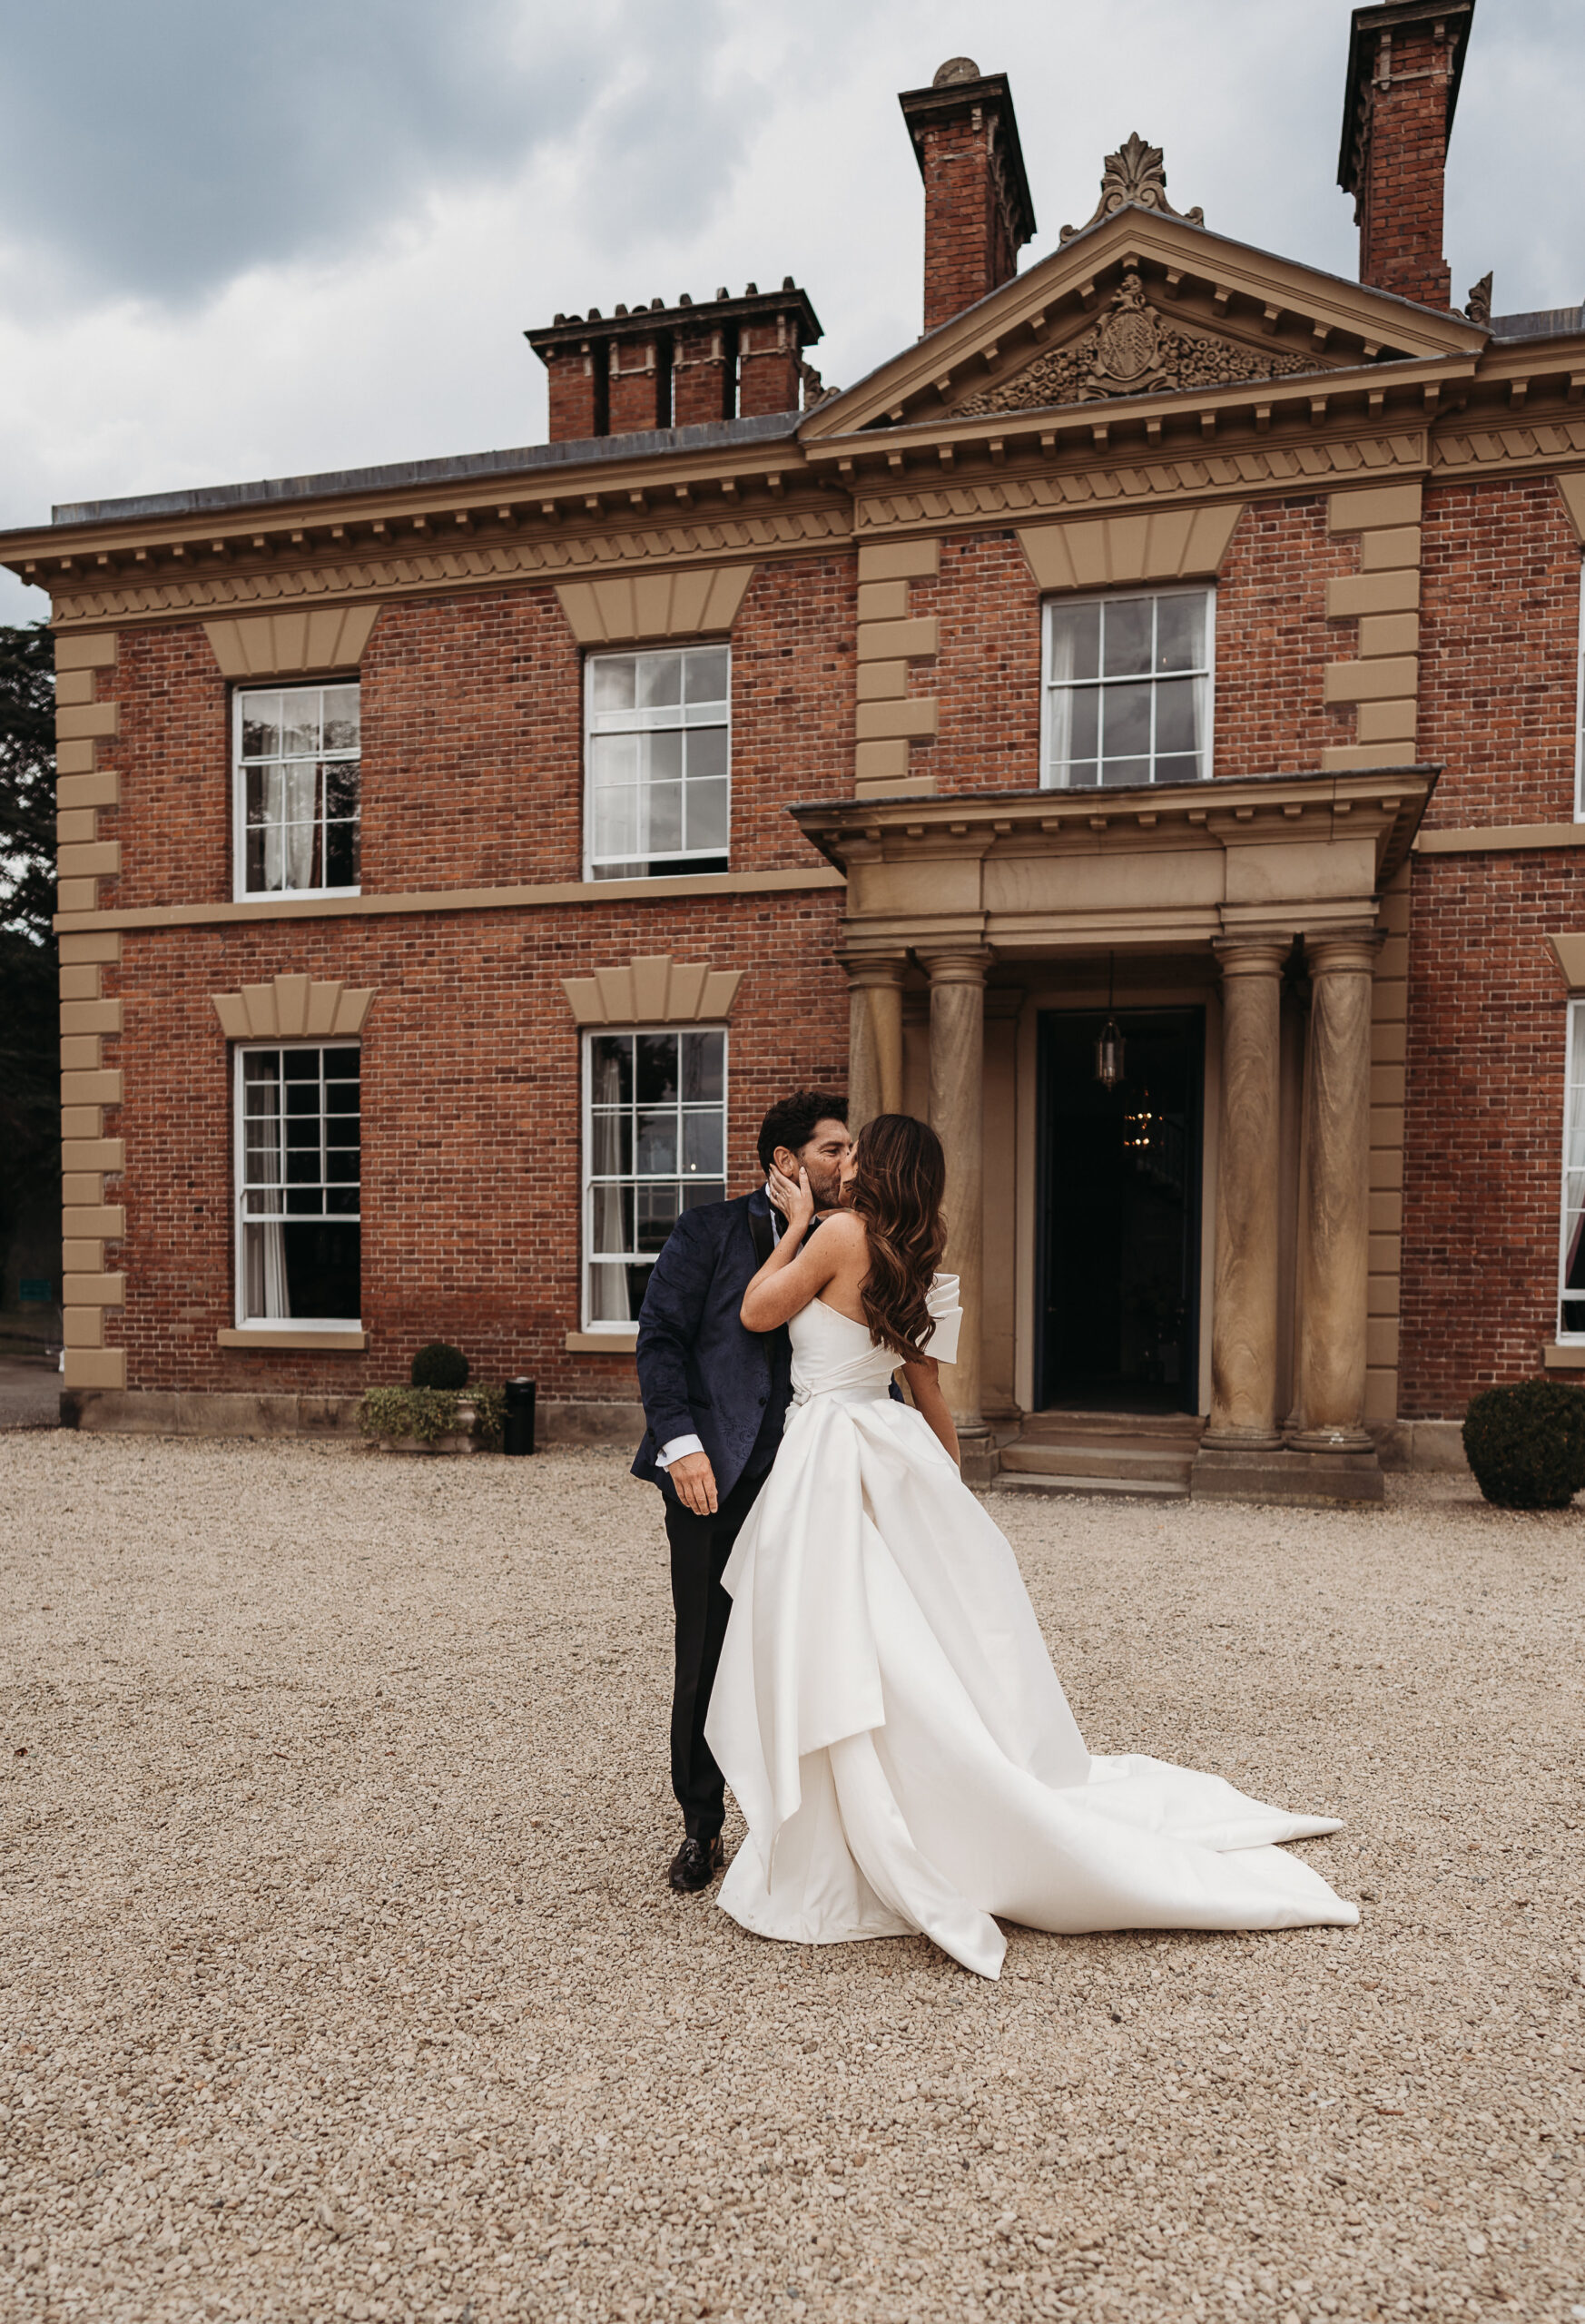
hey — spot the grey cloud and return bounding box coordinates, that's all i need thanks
[0,0,742,309]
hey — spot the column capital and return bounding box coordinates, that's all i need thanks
[835,950,910,992]
[1304,926,1384,978]
[1213,932,1293,978]
[917,947,992,987]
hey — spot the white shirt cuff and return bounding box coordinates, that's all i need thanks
[656,1433,704,1470]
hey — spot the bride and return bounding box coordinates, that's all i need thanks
[704,1111,1357,1979]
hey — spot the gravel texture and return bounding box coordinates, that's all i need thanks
[0,1358,62,1433]
[2,1433,1582,2324]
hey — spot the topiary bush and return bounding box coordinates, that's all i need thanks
[410,1340,469,1391]
[1462,1378,1585,1510]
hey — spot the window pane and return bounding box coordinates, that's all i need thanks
[684,646,730,705]
[637,653,683,709]
[588,1260,637,1322]
[591,1184,633,1255]
[1099,757,1150,788]
[684,778,729,853]
[636,1111,677,1173]
[635,1036,679,1103]
[322,685,360,752]
[325,759,359,821]
[642,782,684,856]
[1154,753,1199,787]
[591,1111,631,1175]
[1069,688,1099,763]
[684,1111,724,1177]
[283,1051,319,1082]
[1102,599,1153,677]
[685,724,728,782]
[682,1179,725,1211]
[1048,603,1099,684]
[240,693,282,761]
[589,1035,633,1106]
[645,728,684,783]
[590,655,636,714]
[636,1184,681,1252]
[1101,681,1152,760]
[681,1031,724,1103]
[324,818,359,890]
[1156,596,1205,674]
[1155,676,1199,757]
[281,694,320,758]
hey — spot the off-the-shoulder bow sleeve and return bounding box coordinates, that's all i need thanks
[920,1272,962,1365]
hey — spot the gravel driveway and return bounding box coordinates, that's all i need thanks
[2,1434,1581,2324]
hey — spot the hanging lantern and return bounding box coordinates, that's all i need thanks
[1094,951,1126,1091]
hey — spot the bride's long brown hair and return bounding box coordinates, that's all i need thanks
[847,1113,949,1360]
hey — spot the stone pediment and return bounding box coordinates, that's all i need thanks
[952,271,1315,417]
[803,204,1486,441]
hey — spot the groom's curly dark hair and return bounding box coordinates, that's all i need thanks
[756,1088,849,1172]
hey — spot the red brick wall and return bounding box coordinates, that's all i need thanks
[105,557,856,910]
[100,893,848,1399]
[1398,851,1571,1413]
[1418,476,1581,831]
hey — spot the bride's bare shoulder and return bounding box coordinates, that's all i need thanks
[813,1209,867,1252]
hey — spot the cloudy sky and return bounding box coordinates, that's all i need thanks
[0,0,1579,624]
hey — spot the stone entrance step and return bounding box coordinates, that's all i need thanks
[992,1408,1206,1500]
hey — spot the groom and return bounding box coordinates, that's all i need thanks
[633,1088,852,1895]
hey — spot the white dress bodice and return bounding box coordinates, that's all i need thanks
[787,1273,963,1406]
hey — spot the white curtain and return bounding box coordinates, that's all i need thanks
[262,763,317,891]
[1046,616,1075,783]
[246,1076,290,1318]
[1564,1065,1585,1295]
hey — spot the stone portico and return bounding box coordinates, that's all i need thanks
[796,765,1434,1501]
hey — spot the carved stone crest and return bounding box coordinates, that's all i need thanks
[1060,133,1205,244]
[953,272,1314,417]
[1465,271,1492,326]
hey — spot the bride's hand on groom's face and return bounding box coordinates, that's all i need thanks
[767,1163,815,1234]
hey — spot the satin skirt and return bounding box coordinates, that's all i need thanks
[704,1391,1357,1979]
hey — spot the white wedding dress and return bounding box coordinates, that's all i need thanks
[705,1277,1357,1979]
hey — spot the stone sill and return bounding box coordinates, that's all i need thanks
[1542,1342,1585,1370]
[565,1329,638,1354]
[217,1327,367,1352]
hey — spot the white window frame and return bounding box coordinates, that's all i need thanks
[232,1039,362,1331]
[1574,559,1585,822]
[580,1023,730,1331]
[1559,1000,1585,1341]
[1039,585,1216,792]
[581,642,732,881]
[231,679,362,902]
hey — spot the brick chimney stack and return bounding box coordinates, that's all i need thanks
[899,58,1036,336]
[527,283,822,443]
[1337,0,1474,311]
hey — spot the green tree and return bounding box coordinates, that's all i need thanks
[0,621,58,1314]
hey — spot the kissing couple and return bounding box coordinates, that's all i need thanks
[632,1088,1355,1979]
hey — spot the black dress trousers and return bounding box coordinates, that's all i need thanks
[664,1410,783,1841]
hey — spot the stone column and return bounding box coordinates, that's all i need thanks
[1292,929,1383,1453]
[840,954,907,1133]
[1203,935,1289,1451]
[920,949,990,1443]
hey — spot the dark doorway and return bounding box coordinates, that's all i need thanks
[1036,1008,1204,1414]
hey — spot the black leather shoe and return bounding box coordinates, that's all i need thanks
[668,1835,724,1894]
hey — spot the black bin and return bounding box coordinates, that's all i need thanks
[503,1376,537,1457]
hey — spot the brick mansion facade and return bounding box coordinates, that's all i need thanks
[13,0,1585,1499]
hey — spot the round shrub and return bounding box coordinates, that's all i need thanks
[410,1340,469,1392]
[1462,1377,1585,1510]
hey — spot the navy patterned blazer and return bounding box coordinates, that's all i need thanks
[631,1186,792,1504]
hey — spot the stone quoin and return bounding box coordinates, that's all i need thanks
[13,0,1585,1500]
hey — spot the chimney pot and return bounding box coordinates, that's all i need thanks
[744,281,758,296]
[933,55,980,86]
[782,274,795,290]
[715,286,730,300]
[679,291,694,306]
[615,302,629,317]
